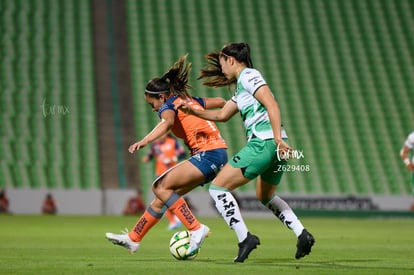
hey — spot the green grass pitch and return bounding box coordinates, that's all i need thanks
[0,215,413,274]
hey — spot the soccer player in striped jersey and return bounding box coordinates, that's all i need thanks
[178,42,315,262]
[106,54,228,257]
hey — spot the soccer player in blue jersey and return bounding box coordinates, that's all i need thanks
[106,55,228,257]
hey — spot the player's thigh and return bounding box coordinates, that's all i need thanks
[212,163,250,190]
[229,138,276,179]
[158,160,205,190]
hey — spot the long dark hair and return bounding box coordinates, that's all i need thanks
[198,42,253,88]
[145,54,192,99]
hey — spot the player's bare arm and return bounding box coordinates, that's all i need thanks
[254,85,292,156]
[204,97,226,109]
[178,99,237,122]
[400,145,414,171]
[128,110,175,153]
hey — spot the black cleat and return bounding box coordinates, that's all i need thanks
[295,229,315,259]
[234,232,260,263]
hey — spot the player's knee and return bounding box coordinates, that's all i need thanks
[152,180,160,194]
[152,177,166,195]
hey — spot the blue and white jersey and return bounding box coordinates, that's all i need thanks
[231,68,288,141]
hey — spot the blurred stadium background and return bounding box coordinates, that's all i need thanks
[1,0,413,214]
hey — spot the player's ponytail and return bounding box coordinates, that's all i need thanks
[198,51,235,88]
[145,54,192,99]
[162,54,192,99]
[198,42,253,88]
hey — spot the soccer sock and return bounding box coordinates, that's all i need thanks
[165,209,176,224]
[129,207,162,242]
[165,192,200,231]
[263,195,304,237]
[209,185,248,243]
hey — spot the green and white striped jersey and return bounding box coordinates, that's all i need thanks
[231,68,288,141]
[405,132,414,149]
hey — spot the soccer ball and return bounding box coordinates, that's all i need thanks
[169,230,199,260]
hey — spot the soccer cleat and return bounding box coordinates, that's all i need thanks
[186,224,210,256]
[234,232,260,263]
[105,228,140,253]
[295,229,315,259]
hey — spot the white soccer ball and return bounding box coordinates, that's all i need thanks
[169,230,199,260]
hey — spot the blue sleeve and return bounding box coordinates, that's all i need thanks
[158,102,178,118]
[192,96,206,108]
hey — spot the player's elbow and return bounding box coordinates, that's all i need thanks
[215,112,231,122]
[161,118,175,129]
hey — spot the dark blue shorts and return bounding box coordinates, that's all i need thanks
[188,148,228,185]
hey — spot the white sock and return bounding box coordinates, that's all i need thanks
[265,195,304,237]
[209,186,248,243]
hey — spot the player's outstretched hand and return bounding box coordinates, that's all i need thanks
[174,99,194,115]
[128,141,146,153]
[275,139,293,160]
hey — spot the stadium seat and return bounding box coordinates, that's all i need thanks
[1,0,412,197]
[123,0,414,196]
[0,0,99,190]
